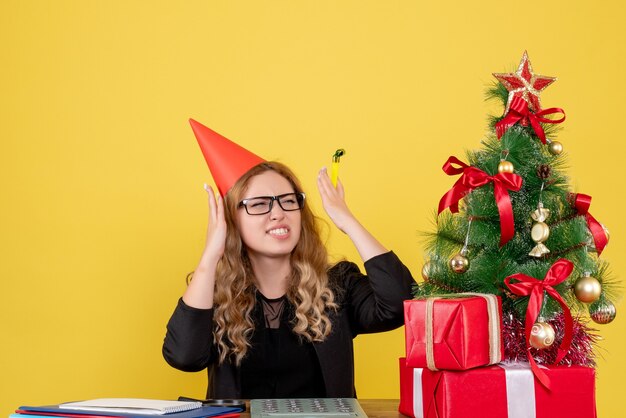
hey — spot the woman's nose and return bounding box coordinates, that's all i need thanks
[269,201,286,219]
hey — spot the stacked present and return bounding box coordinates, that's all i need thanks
[399,52,620,417]
[399,295,596,418]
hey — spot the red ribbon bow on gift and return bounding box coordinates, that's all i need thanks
[495,96,566,143]
[437,156,523,247]
[573,193,608,256]
[504,259,574,389]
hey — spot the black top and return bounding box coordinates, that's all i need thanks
[240,293,325,398]
[163,251,416,398]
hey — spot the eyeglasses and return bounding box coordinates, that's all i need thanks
[238,192,306,215]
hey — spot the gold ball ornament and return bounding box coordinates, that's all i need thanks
[589,300,617,324]
[498,160,515,174]
[574,274,602,303]
[548,140,563,155]
[529,321,556,349]
[449,252,469,274]
[421,261,432,281]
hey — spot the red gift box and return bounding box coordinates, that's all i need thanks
[398,358,597,418]
[404,294,504,370]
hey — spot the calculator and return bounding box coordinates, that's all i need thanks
[250,398,368,418]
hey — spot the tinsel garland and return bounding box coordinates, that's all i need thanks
[502,311,598,367]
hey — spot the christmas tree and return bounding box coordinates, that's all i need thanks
[417,51,619,384]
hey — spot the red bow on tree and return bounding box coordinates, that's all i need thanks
[572,193,608,256]
[438,156,522,247]
[504,259,575,389]
[495,96,566,143]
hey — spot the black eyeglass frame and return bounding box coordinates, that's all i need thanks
[237,192,306,215]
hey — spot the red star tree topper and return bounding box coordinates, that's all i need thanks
[493,51,556,115]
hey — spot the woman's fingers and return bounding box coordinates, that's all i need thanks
[203,184,227,257]
[204,183,217,222]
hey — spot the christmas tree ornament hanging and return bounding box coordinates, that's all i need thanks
[536,164,551,180]
[497,150,514,174]
[421,261,433,281]
[530,220,550,253]
[449,219,472,274]
[589,299,617,324]
[547,139,563,155]
[493,50,557,115]
[529,182,551,257]
[529,206,550,257]
[529,318,556,349]
[498,160,515,174]
[449,249,470,274]
[573,272,602,303]
[530,290,555,350]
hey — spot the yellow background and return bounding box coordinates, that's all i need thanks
[1,1,625,416]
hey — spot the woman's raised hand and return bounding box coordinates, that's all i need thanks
[202,184,227,262]
[182,184,225,309]
[316,167,355,233]
[316,168,387,262]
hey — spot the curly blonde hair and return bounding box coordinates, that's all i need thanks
[213,162,337,365]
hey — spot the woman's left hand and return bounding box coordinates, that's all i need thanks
[316,167,356,233]
[317,167,388,262]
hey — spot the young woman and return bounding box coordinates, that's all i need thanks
[163,123,415,399]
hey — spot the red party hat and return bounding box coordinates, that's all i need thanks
[189,118,265,196]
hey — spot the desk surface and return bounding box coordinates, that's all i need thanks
[241,399,405,418]
[353,399,405,418]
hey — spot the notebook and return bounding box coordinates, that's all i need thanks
[59,399,202,415]
[16,404,241,418]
